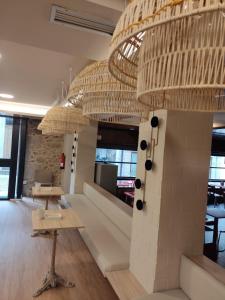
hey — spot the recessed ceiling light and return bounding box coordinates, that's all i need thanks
[0,53,2,59]
[0,93,14,99]
[0,100,50,116]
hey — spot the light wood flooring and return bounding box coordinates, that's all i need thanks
[0,198,118,300]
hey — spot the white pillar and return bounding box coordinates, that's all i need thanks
[62,134,73,193]
[70,121,98,194]
[130,110,213,293]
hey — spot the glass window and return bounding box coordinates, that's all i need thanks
[0,116,13,159]
[96,148,137,178]
[0,167,10,198]
[209,156,225,180]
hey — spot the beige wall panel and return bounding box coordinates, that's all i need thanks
[130,110,213,293]
[71,121,98,194]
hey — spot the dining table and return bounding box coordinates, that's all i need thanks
[32,186,64,210]
[31,186,64,237]
[32,208,84,297]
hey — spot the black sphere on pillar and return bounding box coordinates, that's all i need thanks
[140,140,148,151]
[145,160,153,171]
[136,200,145,211]
[151,116,159,128]
[135,179,143,189]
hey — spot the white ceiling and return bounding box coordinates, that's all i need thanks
[0,0,224,124]
[213,113,225,128]
[0,0,124,107]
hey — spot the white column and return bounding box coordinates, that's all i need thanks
[62,134,73,193]
[70,121,98,194]
[130,110,213,293]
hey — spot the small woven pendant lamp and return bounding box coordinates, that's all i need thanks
[67,60,149,125]
[109,0,225,111]
[67,90,83,108]
[38,106,89,135]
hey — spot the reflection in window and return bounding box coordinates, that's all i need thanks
[96,148,137,178]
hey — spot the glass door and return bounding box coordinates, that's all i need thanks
[0,166,10,199]
[0,116,20,199]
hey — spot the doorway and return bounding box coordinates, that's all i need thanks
[0,115,27,200]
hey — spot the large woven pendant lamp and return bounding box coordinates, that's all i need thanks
[38,106,89,135]
[109,0,225,112]
[67,60,149,125]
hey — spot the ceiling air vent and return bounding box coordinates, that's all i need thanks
[50,5,115,36]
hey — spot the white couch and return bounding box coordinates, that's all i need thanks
[61,183,225,299]
[180,255,225,300]
[137,255,225,300]
[61,182,132,276]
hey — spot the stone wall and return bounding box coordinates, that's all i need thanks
[23,119,64,197]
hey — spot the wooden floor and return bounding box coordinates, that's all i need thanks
[0,198,118,300]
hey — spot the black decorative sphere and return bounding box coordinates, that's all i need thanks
[135,179,142,189]
[136,200,145,211]
[140,140,148,151]
[145,159,153,171]
[151,116,159,128]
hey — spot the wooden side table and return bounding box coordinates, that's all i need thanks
[32,209,84,297]
[31,186,64,237]
[32,186,64,210]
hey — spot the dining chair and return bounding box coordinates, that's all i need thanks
[204,219,215,244]
[214,187,224,207]
[34,170,53,187]
[217,230,225,252]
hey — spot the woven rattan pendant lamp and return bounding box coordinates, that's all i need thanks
[67,60,149,125]
[38,106,89,135]
[109,0,225,112]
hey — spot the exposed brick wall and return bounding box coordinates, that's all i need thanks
[23,119,64,197]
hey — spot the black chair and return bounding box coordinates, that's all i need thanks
[204,219,215,244]
[214,187,224,207]
[207,185,216,206]
[217,230,225,252]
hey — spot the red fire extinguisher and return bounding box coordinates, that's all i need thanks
[59,153,65,169]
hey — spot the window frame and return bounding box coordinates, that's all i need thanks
[209,155,225,181]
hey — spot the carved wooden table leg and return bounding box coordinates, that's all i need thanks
[33,230,75,297]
